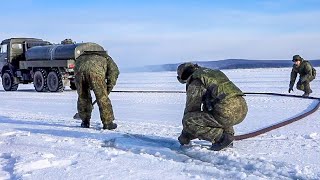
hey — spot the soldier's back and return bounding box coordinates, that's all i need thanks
[75,54,107,76]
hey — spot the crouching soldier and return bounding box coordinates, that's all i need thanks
[75,51,119,130]
[176,63,248,151]
[289,55,316,97]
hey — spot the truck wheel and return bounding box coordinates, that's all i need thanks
[2,72,18,91]
[70,82,77,90]
[33,69,48,92]
[47,69,64,92]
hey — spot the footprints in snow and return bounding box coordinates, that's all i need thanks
[0,152,76,179]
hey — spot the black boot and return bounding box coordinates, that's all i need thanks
[103,122,117,130]
[210,133,234,151]
[302,92,310,97]
[81,121,90,128]
[178,134,190,146]
[178,130,195,145]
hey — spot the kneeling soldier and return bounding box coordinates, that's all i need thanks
[177,63,248,151]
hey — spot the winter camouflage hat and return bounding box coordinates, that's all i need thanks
[176,63,199,83]
[292,55,303,62]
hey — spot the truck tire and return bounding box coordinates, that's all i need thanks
[70,82,77,90]
[47,69,64,92]
[2,71,18,91]
[33,69,48,92]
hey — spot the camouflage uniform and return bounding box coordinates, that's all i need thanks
[289,55,316,95]
[179,66,248,144]
[61,39,74,44]
[75,51,119,127]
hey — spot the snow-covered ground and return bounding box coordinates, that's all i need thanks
[0,67,319,180]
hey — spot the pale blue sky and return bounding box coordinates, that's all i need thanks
[1,0,320,68]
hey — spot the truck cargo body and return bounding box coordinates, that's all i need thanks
[25,42,104,61]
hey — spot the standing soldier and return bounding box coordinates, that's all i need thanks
[176,63,248,151]
[61,38,75,44]
[75,51,119,130]
[289,55,316,97]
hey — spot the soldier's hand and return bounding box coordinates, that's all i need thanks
[288,88,293,93]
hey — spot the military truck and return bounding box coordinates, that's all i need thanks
[0,38,104,92]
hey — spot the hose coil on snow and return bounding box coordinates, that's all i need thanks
[234,92,320,140]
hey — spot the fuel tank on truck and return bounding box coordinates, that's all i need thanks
[25,42,105,61]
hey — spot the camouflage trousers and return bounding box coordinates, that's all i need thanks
[182,96,248,143]
[297,77,314,94]
[75,72,115,125]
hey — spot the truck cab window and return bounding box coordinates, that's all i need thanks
[11,43,23,55]
[0,44,7,53]
[12,43,23,49]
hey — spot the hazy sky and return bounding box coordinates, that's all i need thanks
[1,0,320,68]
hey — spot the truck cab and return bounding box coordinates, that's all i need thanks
[0,38,51,91]
[0,38,51,75]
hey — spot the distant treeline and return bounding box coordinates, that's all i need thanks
[129,59,320,72]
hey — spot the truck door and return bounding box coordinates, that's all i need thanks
[10,43,24,68]
[0,44,8,74]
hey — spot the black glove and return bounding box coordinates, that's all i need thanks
[288,87,293,93]
[204,98,214,112]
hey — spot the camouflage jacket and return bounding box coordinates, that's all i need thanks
[289,60,316,88]
[75,51,120,90]
[184,67,244,114]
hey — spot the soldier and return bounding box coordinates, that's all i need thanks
[61,39,75,44]
[289,55,316,97]
[75,50,119,130]
[176,63,248,151]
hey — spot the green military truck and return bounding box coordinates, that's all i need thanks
[0,38,104,92]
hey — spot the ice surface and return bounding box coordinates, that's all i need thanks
[0,67,319,179]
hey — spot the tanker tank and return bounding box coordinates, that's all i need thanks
[25,42,105,61]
